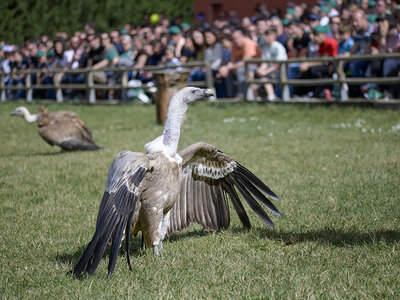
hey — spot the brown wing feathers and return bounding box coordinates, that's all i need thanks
[169,143,281,235]
[72,167,146,278]
[37,109,102,151]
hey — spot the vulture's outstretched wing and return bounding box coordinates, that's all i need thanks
[167,142,280,235]
[72,151,149,278]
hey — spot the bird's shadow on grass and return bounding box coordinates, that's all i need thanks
[243,227,400,247]
[55,234,147,268]
[0,151,64,158]
[56,227,400,275]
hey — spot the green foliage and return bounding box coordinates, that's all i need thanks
[1,102,399,298]
[1,0,194,44]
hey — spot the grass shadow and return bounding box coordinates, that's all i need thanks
[249,227,400,247]
[0,151,64,158]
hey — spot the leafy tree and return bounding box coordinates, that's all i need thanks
[1,0,193,44]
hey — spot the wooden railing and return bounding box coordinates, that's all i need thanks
[1,54,399,102]
[0,61,214,103]
[245,53,400,101]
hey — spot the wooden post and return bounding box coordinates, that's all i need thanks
[153,70,190,124]
[87,70,96,103]
[121,70,128,101]
[0,74,6,101]
[280,62,290,101]
[337,59,348,101]
[56,82,63,102]
[26,73,33,102]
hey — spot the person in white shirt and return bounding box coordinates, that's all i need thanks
[255,28,287,101]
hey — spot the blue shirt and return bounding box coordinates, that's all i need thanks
[339,37,354,55]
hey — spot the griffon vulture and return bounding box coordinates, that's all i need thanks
[72,87,281,278]
[10,107,102,151]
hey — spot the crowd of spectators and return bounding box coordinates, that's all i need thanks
[1,0,400,101]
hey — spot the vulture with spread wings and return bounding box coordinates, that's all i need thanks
[71,87,281,278]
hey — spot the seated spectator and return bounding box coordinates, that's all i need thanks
[169,26,186,58]
[192,30,206,60]
[217,28,261,98]
[288,20,310,58]
[271,17,289,52]
[294,25,338,98]
[180,36,197,63]
[118,35,135,67]
[338,23,354,56]
[215,35,235,98]
[148,40,164,66]
[254,28,287,101]
[110,30,123,54]
[6,47,28,100]
[162,45,182,69]
[348,9,374,78]
[86,33,118,84]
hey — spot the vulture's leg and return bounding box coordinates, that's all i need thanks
[141,233,145,250]
[153,245,160,257]
[159,240,163,250]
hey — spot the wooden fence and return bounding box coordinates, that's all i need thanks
[0,61,213,103]
[245,53,400,101]
[1,54,399,102]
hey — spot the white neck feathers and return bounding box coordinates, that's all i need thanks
[21,107,38,123]
[145,91,188,158]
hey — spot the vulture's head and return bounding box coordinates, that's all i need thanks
[10,106,29,117]
[178,87,214,105]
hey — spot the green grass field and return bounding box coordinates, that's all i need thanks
[1,102,399,298]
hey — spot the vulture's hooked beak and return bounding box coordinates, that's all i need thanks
[10,110,18,116]
[202,89,214,99]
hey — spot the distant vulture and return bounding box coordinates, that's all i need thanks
[11,106,102,151]
[72,87,281,278]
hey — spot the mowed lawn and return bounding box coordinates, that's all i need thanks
[0,101,399,298]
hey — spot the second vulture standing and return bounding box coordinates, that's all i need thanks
[72,87,281,278]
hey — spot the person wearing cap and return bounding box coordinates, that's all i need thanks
[295,25,338,98]
[169,25,185,58]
